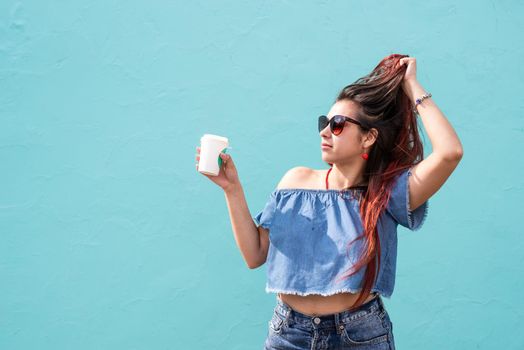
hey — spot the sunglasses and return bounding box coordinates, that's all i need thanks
[318,115,368,136]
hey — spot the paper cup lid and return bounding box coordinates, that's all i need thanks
[201,134,229,143]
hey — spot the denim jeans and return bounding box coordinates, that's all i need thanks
[264,294,396,349]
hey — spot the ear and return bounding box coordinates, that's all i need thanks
[363,128,378,148]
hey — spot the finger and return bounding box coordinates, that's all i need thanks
[220,153,231,165]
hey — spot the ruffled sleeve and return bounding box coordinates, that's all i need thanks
[386,167,429,231]
[253,190,278,230]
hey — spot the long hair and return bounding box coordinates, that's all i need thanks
[331,53,425,309]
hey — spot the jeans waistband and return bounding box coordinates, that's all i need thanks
[274,293,386,331]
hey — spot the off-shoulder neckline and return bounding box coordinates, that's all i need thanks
[274,186,367,193]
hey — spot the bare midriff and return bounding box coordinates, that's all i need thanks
[278,292,378,317]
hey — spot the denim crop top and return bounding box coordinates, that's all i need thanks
[253,167,428,298]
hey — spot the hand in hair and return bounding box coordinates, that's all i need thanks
[399,56,417,83]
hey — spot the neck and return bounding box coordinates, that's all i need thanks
[326,163,367,190]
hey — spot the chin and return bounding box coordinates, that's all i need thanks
[321,154,334,163]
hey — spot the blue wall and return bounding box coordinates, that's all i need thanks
[1,1,522,349]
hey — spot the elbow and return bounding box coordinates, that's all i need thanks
[441,147,464,162]
[455,144,464,159]
[247,258,265,269]
[246,258,258,269]
[453,148,464,161]
[247,262,260,269]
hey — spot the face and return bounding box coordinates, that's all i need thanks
[319,100,376,165]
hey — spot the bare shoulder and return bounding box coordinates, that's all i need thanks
[277,167,326,190]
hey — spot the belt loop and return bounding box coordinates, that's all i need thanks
[377,294,385,310]
[334,312,344,335]
[283,304,292,327]
[376,295,387,318]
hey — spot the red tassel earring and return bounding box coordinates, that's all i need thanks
[361,153,369,160]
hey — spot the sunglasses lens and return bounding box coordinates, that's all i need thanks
[318,116,329,132]
[319,115,348,135]
[332,116,345,135]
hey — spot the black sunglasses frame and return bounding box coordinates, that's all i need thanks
[318,115,368,135]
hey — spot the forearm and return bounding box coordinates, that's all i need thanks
[223,184,261,269]
[405,79,464,160]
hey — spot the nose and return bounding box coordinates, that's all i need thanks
[319,123,331,138]
[320,133,332,149]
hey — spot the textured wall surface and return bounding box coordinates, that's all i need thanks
[1,1,523,349]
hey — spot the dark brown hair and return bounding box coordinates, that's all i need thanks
[331,53,425,309]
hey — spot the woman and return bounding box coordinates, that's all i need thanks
[196,54,463,349]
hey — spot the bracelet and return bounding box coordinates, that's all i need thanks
[412,92,432,115]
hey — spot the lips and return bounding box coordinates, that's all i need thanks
[321,143,332,148]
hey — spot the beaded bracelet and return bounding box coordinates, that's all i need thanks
[412,92,432,116]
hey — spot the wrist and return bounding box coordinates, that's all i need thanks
[224,182,242,195]
[403,79,423,101]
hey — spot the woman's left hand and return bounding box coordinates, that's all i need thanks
[399,56,418,90]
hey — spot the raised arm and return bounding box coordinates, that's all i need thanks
[400,73,464,211]
[196,147,262,269]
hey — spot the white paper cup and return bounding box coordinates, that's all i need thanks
[198,134,230,176]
